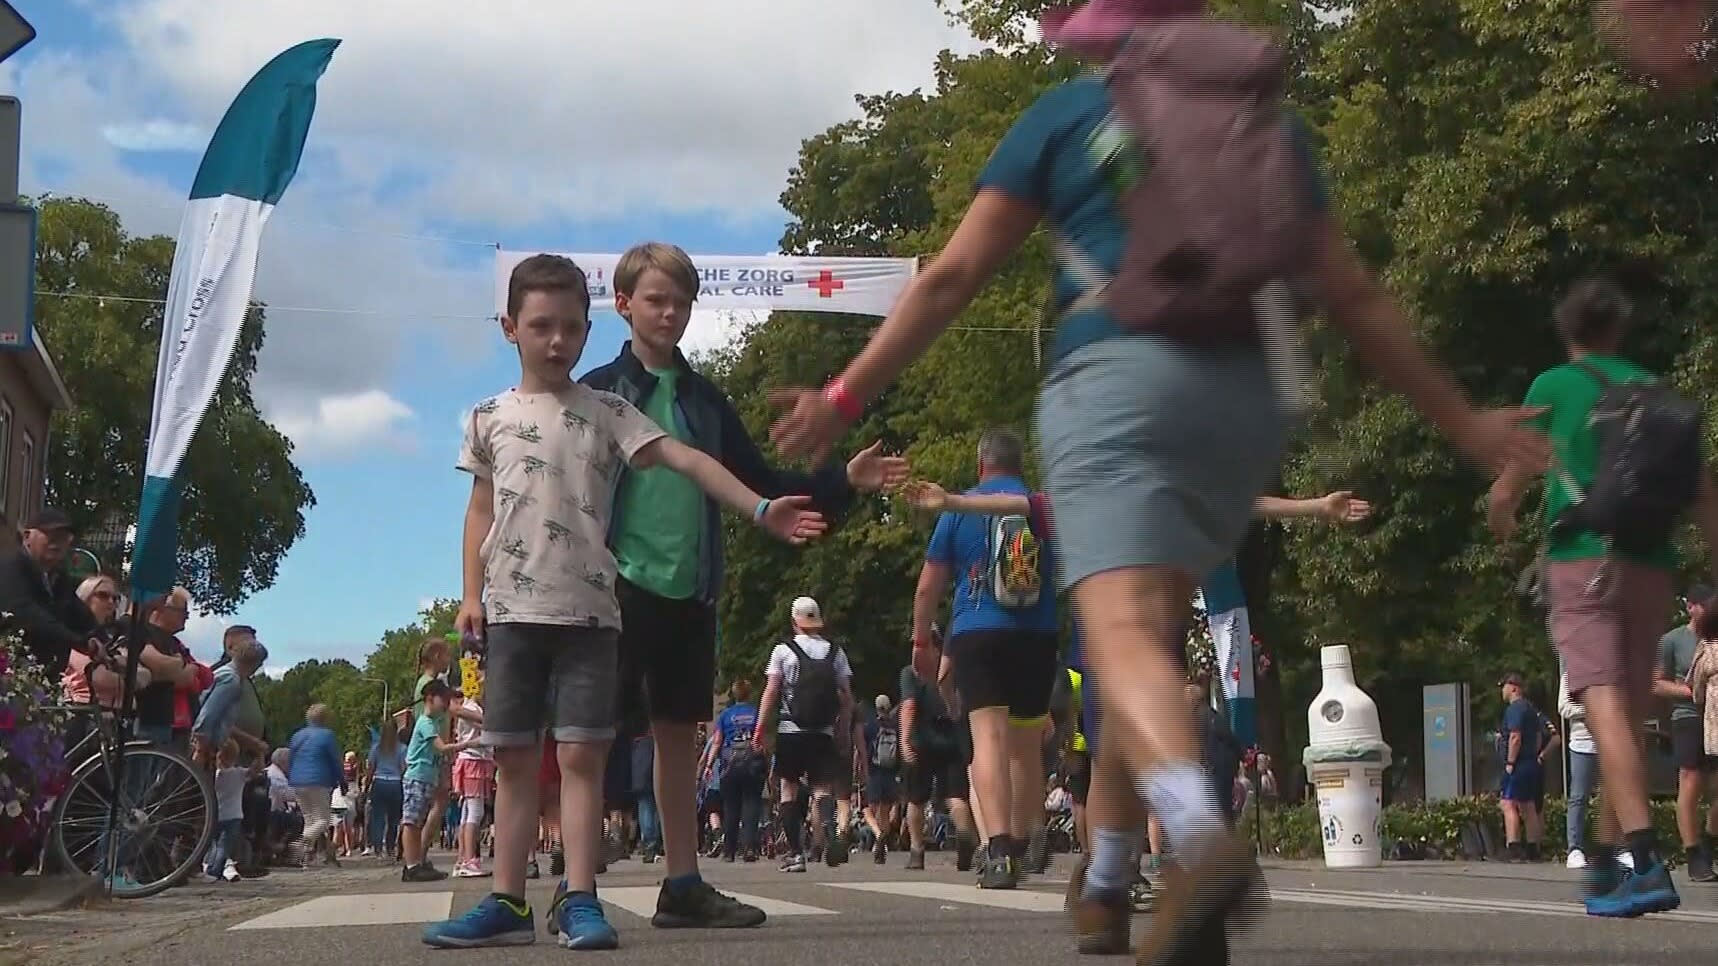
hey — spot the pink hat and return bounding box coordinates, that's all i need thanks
[1040,0,1205,53]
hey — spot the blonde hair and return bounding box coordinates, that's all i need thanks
[306,703,329,725]
[76,574,117,602]
[615,242,699,302]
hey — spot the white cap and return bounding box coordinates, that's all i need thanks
[791,596,824,629]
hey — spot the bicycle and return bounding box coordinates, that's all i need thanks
[46,680,216,899]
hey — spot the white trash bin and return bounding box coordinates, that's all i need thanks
[1308,758,1387,869]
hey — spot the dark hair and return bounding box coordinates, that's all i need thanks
[1695,607,1718,640]
[224,624,257,644]
[1554,277,1633,349]
[506,254,592,319]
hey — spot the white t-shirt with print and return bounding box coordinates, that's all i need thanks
[766,634,853,736]
[456,699,491,761]
[458,385,666,628]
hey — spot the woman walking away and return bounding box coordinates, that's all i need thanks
[368,717,408,859]
[768,0,1546,959]
[288,704,345,867]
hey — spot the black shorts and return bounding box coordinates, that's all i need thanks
[947,629,1060,720]
[603,740,634,811]
[616,577,717,730]
[1671,717,1717,773]
[902,727,971,806]
[775,731,839,788]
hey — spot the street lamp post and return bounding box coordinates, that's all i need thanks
[360,677,389,729]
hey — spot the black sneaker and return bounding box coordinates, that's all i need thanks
[402,863,447,883]
[873,839,887,865]
[525,859,541,880]
[906,848,926,871]
[978,853,1019,890]
[550,847,566,878]
[650,879,767,929]
[826,833,846,868]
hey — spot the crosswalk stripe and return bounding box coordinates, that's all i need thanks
[597,886,838,920]
[229,891,454,930]
[822,881,1064,913]
[1275,888,1718,925]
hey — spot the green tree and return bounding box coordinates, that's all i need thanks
[32,197,316,613]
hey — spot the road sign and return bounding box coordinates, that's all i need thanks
[0,201,34,350]
[0,3,34,67]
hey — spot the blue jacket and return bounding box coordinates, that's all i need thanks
[192,664,244,745]
[580,342,856,606]
[287,724,344,789]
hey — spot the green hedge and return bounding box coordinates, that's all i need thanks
[1244,795,1683,862]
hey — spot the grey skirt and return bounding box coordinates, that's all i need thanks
[1034,334,1290,591]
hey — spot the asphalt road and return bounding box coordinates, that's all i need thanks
[7,851,1718,966]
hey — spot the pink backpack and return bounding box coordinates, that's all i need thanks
[1056,17,1317,344]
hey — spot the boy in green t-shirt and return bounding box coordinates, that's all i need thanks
[1489,277,1718,918]
[401,681,476,881]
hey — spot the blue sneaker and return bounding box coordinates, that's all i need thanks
[1585,862,1680,918]
[554,890,619,950]
[1581,853,1627,901]
[422,894,536,948]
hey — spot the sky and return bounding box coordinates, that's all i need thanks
[0,0,983,673]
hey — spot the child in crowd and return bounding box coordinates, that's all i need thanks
[402,680,476,882]
[205,739,254,882]
[453,670,493,877]
[1688,608,1718,778]
[420,253,825,950]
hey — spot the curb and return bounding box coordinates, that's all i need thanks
[0,875,105,919]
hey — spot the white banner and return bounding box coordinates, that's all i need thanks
[494,250,917,318]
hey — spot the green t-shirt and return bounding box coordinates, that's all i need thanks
[405,711,446,784]
[1661,624,1700,721]
[613,368,704,599]
[1524,354,1677,567]
[413,672,436,717]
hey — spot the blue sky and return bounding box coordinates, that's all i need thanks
[1,0,977,670]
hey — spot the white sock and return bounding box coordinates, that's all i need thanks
[1137,763,1225,865]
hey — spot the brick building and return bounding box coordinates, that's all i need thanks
[0,332,72,543]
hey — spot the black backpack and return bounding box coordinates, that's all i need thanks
[784,638,842,731]
[1551,361,1702,557]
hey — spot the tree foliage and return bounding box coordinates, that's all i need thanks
[33,198,316,613]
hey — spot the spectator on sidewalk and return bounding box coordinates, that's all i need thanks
[1658,585,1718,882]
[0,508,101,678]
[1560,667,1600,870]
[1498,673,1547,862]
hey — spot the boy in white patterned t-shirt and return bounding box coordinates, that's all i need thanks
[422,254,826,951]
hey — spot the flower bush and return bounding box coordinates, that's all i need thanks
[0,626,70,872]
[1243,794,1682,862]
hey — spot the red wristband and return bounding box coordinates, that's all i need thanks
[824,378,863,423]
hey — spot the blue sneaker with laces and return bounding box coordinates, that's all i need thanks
[422,894,536,947]
[554,889,619,950]
[1585,861,1680,918]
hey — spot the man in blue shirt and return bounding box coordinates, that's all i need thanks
[1498,672,1546,862]
[913,428,1057,889]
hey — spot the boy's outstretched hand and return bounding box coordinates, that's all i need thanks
[847,440,911,492]
[761,495,827,545]
[901,480,949,512]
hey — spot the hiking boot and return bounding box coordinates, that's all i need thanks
[978,852,1019,890]
[955,835,976,873]
[650,878,767,929]
[1065,853,1130,955]
[1687,842,1716,883]
[1135,832,1264,966]
[906,848,926,871]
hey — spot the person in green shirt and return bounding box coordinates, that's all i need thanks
[1489,276,1718,917]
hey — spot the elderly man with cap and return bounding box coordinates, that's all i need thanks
[1657,585,1718,882]
[0,508,103,678]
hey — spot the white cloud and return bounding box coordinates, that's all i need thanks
[5,1,979,465]
[269,389,416,459]
[100,118,206,152]
[178,603,228,661]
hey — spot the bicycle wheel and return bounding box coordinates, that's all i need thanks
[51,742,216,898]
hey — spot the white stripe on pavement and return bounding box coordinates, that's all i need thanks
[1275,888,1718,925]
[822,881,1064,913]
[230,892,454,930]
[597,886,838,920]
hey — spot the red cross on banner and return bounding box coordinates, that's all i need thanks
[808,269,845,298]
